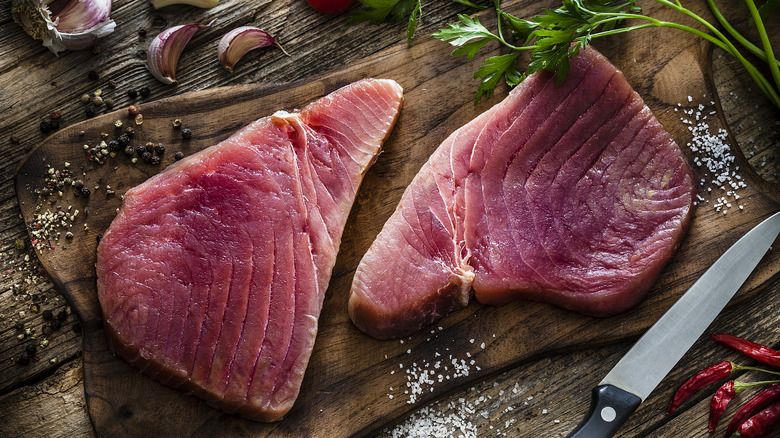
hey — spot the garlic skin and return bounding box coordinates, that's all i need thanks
[150,0,218,8]
[11,0,116,55]
[218,26,289,73]
[147,22,211,85]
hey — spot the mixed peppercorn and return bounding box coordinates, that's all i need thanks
[668,334,780,437]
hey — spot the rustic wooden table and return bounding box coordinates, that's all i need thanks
[1,1,778,437]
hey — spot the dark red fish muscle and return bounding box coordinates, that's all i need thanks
[96,78,403,421]
[349,48,694,339]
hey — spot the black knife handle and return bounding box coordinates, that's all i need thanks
[566,384,642,438]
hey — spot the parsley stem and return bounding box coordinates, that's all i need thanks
[653,0,780,108]
[705,0,780,68]
[744,0,780,94]
[556,6,780,108]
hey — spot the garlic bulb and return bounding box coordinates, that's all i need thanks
[11,0,116,55]
[218,26,289,73]
[147,22,211,84]
[150,0,218,8]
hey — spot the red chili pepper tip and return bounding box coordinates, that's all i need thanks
[712,334,780,369]
[726,384,780,438]
[710,380,737,432]
[668,361,733,415]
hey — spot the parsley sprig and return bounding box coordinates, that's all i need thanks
[354,0,779,107]
[432,0,780,106]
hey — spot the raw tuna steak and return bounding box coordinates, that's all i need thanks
[349,48,695,340]
[97,78,403,421]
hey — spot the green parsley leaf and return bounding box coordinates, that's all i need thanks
[451,0,489,9]
[500,11,537,43]
[473,52,523,103]
[350,0,417,25]
[406,0,422,45]
[432,14,498,47]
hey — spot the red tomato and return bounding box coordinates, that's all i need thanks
[306,0,355,14]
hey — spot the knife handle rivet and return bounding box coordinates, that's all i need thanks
[600,406,617,422]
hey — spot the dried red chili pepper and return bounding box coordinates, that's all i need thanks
[711,380,738,432]
[668,361,733,415]
[726,384,780,437]
[735,399,780,438]
[712,334,780,369]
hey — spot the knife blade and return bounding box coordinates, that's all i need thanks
[566,211,780,438]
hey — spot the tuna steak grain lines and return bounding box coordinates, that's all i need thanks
[349,48,696,340]
[96,79,403,421]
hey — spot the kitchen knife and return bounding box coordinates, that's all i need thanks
[567,211,780,438]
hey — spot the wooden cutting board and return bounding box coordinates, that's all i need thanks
[13,2,780,436]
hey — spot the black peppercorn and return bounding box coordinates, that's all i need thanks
[108,140,120,152]
[88,70,99,80]
[138,29,147,38]
[181,128,192,139]
[57,310,67,322]
[96,233,103,243]
[81,187,91,197]
[150,155,161,165]
[145,142,154,152]
[25,343,37,356]
[118,133,131,146]
[16,355,30,366]
[125,127,135,137]
[142,151,152,162]
[15,321,24,331]
[135,144,146,155]
[85,108,96,118]
[140,87,150,98]
[42,325,52,336]
[74,179,84,189]
[174,151,184,160]
[127,89,138,99]
[124,146,135,157]
[42,309,53,320]
[105,99,115,110]
[40,120,52,133]
[50,319,62,330]
[154,143,166,154]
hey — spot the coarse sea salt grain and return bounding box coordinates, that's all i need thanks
[384,403,478,438]
[680,100,746,214]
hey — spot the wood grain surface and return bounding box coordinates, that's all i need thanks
[2,1,779,437]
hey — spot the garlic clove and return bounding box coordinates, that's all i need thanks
[147,22,212,85]
[218,26,289,73]
[56,0,111,33]
[11,0,115,55]
[150,0,219,9]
